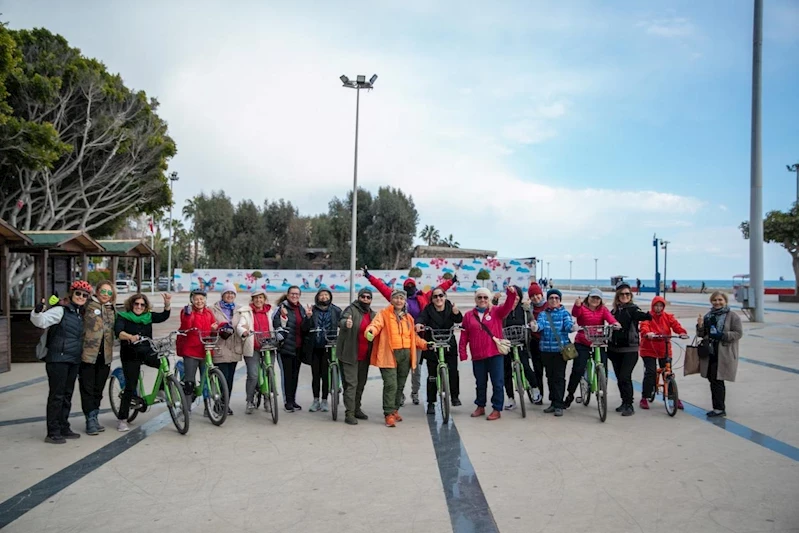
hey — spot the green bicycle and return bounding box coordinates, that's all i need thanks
[424,326,457,424]
[309,327,342,421]
[252,330,282,424]
[175,328,230,426]
[576,325,611,422]
[108,332,190,434]
[503,325,534,418]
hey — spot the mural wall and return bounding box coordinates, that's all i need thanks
[174,257,537,295]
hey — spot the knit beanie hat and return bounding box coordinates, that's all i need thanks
[251,288,267,299]
[528,282,543,297]
[587,288,603,299]
[475,287,492,299]
[358,287,372,297]
[403,278,416,289]
[546,288,562,300]
[221,283,237,297]
[390,289,407,300]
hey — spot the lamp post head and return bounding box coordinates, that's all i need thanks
[369,74,378,84]
[340,75,350,85]
[169,171,179,182]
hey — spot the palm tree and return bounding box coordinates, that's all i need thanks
[441,234,460,248]
[420,225,440,246]
[182,198,199,267]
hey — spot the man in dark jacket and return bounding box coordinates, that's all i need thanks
[273,286,312,412]
[304,289,342,413]
[337,288,376,425]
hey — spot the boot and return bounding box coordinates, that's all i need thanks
[354,409,368,420]
[86,410,100,436]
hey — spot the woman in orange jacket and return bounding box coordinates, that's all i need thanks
[639,296,688,409]
[365,290,429,427]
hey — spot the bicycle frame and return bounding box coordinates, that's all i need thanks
[127,333,179,407]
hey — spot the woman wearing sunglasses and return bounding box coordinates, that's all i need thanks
[337,288,377,425]
[608,282,651,416]
[79,280,117,435]
[114,292,172,431]
[30,280,93,444]
[417,287,463,414]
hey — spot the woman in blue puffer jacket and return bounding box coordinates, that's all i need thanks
[530,289,574,417]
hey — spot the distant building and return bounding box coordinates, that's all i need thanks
[413,245,498,259]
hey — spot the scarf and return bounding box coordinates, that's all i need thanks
[219,301,236,320]
[118,310,152,324]
[352,301,371,315]
[705,306,730,333]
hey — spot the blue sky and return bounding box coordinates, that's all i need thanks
[5,0,799,281]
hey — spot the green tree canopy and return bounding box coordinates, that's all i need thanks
[740,201,799,292]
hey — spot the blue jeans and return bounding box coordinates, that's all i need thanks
[472,355,504,411]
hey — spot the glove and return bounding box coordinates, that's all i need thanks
[362,266,370,278]
[365,330,374,342]
[452,274,459,284]
[34,301,45,313]
[709,331,723,340]
[48,295,59,306]
[219,326,233,340]
[645,332,656,339]
[183,305,192,315]
[679,334,689,340]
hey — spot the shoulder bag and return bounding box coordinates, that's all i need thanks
[546,312,578,362]
[477,316,511,355]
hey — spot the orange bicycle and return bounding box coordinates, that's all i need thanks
[647,335,682,417]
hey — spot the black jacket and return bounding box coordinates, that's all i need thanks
[115,310,171,360]
[46,303,85,364]
[417,300,463,358]
[303,300,342,360]
[273,301,312,357]
[609,303,651,352]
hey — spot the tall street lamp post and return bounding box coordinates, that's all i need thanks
[340,74,378,303]
[167,171,179,291]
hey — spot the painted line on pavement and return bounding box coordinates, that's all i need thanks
[0,376,47,395]
[0,408,114,428]
[738,357,799,375]
[421,368,500,533]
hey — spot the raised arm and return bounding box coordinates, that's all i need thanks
[493,287,518,321]
[364,272,393,302]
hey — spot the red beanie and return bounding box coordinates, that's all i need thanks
[403,278,416,288]
[528,282,543,298]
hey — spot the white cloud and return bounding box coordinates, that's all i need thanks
[637,17,694,38]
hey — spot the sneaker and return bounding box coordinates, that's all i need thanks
[227,407,234,416]
[504,399,515,410]
[117,420,130,432]
[309,399,321,412]
[426,403,435,415]
[707,409,726,418]
[452,397,462,407]
[615,404,626,413]
[61,429,80,439]
[345,414,358,425]
[677,400,684,410]
[533,391,544,405]
[487,410,501,421]
[554,408,564,417]
[622,404,635,416]
[354,410,369,420]
[392,410,403,422]
[401,394,406,407]
[245,402,255,415]
[411,393,420,405]
[45,434,66,444]
[85,417,99,436]
[292,402,302,411]
[320,400,329,412]
[471,406,486,417]
[564,394,574,409]
[385,414,396,427]
[639,398,650,410]
[543,405,556,414]
[284,403,295,413]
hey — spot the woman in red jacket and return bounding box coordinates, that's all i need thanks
[176,289,220,403]
[639,296,688,410]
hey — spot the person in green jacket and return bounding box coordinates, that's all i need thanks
[337,288,376,425]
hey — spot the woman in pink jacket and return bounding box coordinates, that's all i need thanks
[566,288,619,407]
[459,287,518,420]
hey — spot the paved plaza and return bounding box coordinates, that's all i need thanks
[1,290,798,532]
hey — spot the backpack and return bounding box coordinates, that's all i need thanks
[35,327,55,361]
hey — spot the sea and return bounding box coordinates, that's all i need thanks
[552,279,794,289]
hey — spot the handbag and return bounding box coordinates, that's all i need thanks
[478,318,512,355]
[546,312,578,362]
[684,337,701,376]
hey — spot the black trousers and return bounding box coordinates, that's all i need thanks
[280,352,302,405]
[79,361,111,415]
[216,362,237,397]
[641,357,667,399]
[529,340,545,396]
[608,350,639,405]
[310,346,330,399]
[503,346,536,398]
[425,350,460,403]
[707,355,726,410]
[45,362,80,437]
[119,353,161,421]
[541,351,567,408]
[569,344,608,395]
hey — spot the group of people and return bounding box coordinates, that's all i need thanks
[30,271,743,440]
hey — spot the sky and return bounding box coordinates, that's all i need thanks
[4,0,799,281]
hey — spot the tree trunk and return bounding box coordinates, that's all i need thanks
[793,253,799,295]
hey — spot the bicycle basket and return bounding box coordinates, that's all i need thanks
[502,325,527,346]
[254,331,282,350]
[152,335,175,355]
[428,329,454,347]
[199,331,220,347]
[583,325,613,345]
[324,329,339,345]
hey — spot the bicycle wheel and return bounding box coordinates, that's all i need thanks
[513,361,526,418]
[204,367,229,426]
[579,376,590,407]
[596,364,608,423]
[267,366,279,424]
[438,364,451,424]
[166,375,190,434]
[330,363,340,421]
[108,371,123,419]
[664,376,679,417]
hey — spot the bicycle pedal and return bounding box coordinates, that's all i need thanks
[575,397,583,404]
